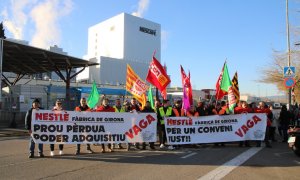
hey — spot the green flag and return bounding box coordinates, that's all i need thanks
[220,63,232,92]
[87,82,100,108]
[147,85,154,109]
[220,62,236,114]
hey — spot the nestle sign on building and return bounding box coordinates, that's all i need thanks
[139,26,156,36]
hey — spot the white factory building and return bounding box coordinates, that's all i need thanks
[77,13,161,85]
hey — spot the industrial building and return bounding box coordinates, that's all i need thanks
[77,12,161,84]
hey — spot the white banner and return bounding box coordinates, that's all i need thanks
[165,113,267,145]
[31,110,157,144]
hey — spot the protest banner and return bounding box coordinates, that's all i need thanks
[31,110,157,144]
[165,113,267,145]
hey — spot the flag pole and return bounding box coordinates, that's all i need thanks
[156,87,159,101]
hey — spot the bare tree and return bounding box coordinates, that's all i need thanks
[260,49,300,102]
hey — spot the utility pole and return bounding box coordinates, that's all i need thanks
[286,0,292,105]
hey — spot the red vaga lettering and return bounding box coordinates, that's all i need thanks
[125,114,156,139]
[35,112,69,121]
[235,115,261,137]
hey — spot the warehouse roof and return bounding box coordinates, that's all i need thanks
[1,38,98,74]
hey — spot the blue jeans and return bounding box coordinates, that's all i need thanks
[29,136,43,154]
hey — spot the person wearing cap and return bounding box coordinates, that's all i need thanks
[49,99,64,156]
[157,99,175,149]
[25,99,44,158]
[74,97,94,155]
[95,98,115,153]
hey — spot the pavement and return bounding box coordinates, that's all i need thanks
[0,126,28,137]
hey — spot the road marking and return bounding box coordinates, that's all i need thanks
[181,152,197,159]
[198,147,263,180]
[274,151,292,157]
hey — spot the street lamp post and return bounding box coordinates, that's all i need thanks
[286,0,292,105]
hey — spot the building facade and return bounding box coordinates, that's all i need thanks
[77,13,161,84]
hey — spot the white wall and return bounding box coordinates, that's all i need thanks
[92,56,149,85]
[123,13,161,62]
[78,13,161,84]
[88,13,125,60]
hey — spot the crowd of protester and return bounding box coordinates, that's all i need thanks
[25,96,299,158]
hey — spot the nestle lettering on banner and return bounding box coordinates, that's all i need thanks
[35,112,69,121]
[166,117,193,126]
[165,113,267,145]
[31,110,157,144]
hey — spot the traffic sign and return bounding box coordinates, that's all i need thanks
[283,66,295,77]
[284,77,296,88]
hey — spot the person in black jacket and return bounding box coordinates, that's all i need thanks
[25,99,44,158]
[278,105,291,142]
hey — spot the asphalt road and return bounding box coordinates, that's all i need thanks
[0,134,299,180]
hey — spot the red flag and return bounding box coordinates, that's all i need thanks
[146,56,171,92]
[215,62,228,100]
[180,65,193,111]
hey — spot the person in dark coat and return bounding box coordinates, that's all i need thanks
[278,105,291,142]
[25,99,44,158]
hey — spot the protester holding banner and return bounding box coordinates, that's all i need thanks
[173,100,184,116]
[157,99,175,150]
[206,102,219,115]
[196,101,207,116]
[141,101,156,150]
[113,98,125,149]
[214,101,228,147]
[127,98,142,149]
[235,101,252,147]
[186,105,199,117]
[254,101,272,148]
[50,99,64,156]
[25,99,44,158]
[128,98,141,112]
[74,97,94,155]
[96,98,115,152]
[218,101,229,115]
[113,98,125,113]
[234,101,243,114]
